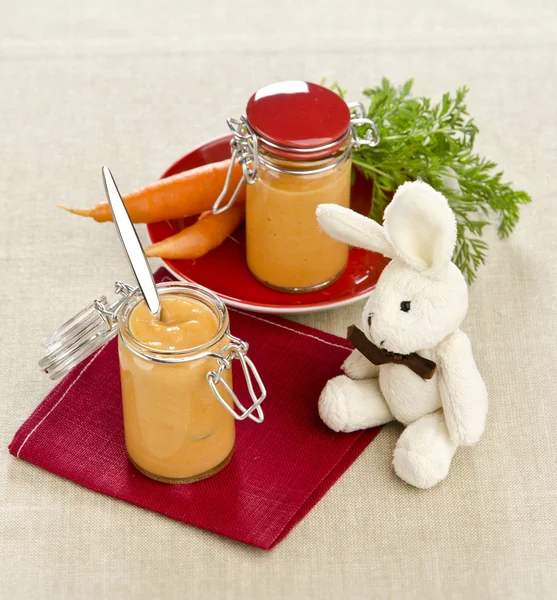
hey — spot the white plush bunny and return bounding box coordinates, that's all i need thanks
[316,181,488,489]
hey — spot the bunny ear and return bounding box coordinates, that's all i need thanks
[383,181,456,276]
[316,204,395,258]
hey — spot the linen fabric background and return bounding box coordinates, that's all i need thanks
[1,1,556,598]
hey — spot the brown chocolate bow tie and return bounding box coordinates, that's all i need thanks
[347,325,437,381]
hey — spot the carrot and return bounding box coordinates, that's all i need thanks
[144,202,245,259]
[58,159,243,223]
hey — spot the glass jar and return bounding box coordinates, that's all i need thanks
[39,281,266,484]
[213,80,379,293]
[245,147,352,292]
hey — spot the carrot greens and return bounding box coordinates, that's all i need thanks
[333,79,531,282]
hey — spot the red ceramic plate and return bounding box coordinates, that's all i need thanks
[147,135,388,314]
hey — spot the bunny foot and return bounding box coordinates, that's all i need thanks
[393,410,458,489]
[319,375,393,433]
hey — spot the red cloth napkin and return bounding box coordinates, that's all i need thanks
[9,269,382,550]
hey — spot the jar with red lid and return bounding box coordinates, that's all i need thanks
[213,80,379,293]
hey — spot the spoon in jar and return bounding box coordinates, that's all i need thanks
[102,166,164,322]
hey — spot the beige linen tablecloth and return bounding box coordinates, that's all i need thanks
[1,1,556,598]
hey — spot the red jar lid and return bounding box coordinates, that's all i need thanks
[245,81,351,160]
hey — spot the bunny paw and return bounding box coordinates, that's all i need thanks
[342,349,379,380]
[393,411,458,489]
[319,375,393,433]
[319,375,351,432]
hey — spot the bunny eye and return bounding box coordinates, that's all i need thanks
[400,301,411,313]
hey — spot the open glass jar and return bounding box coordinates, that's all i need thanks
[213,80,379,293]
[39,281,266,483]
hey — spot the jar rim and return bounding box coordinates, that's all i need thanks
[246,117,351,161]
[117,281,230,364]
[257,141,351,176]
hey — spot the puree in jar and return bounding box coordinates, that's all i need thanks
[246,155,351,291]
[118,294,234,482]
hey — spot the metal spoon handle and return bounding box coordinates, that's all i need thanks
[102,166,162,320]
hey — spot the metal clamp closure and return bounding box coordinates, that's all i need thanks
[212,117,258,215]
[347,102,380,149]
[94,281,136,328]
[207,333,266,423]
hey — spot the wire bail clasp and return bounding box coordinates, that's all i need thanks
[93,281,135,328]
[212,117,258,215]
[347,102,380,150]
[207,333,266,423]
